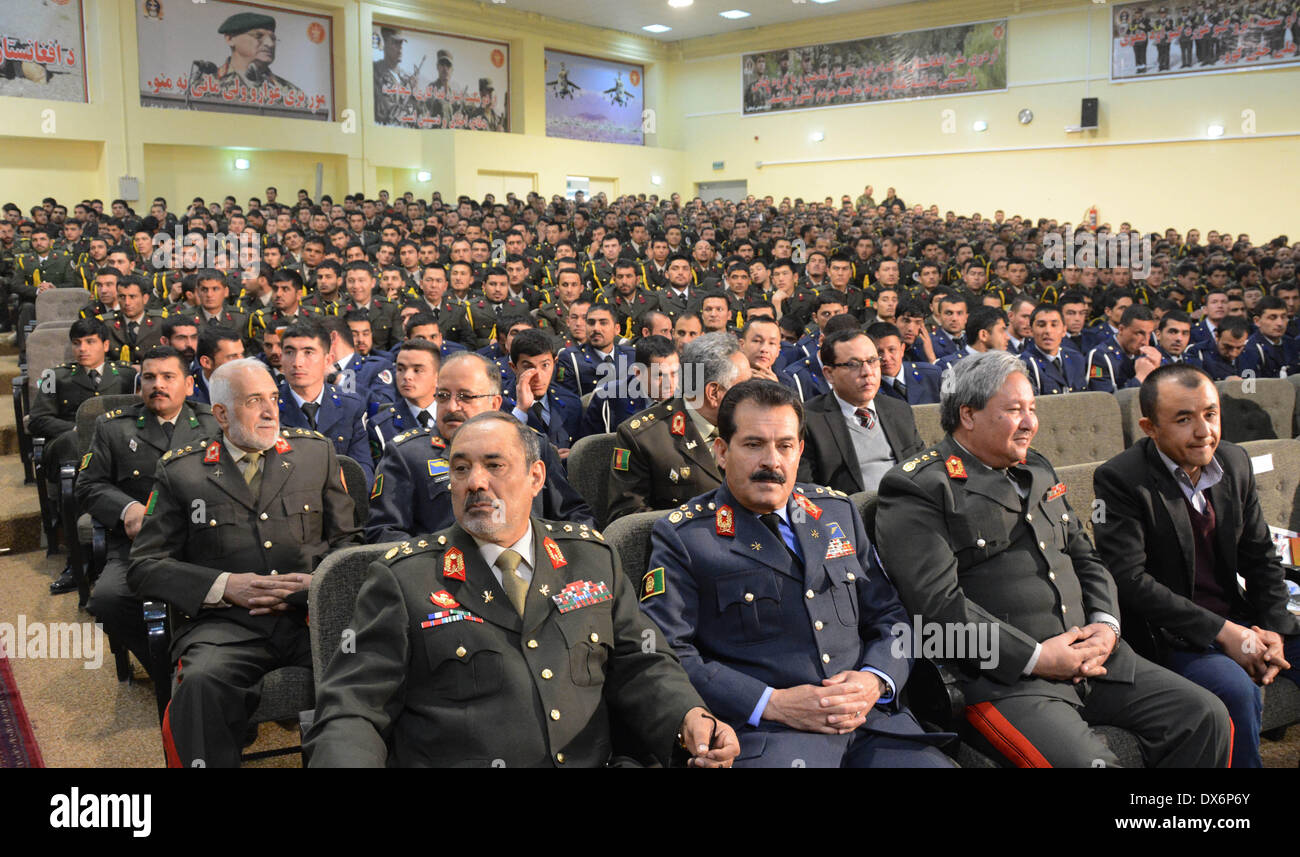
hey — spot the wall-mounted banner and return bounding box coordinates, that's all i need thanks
[544,49,644,145]
[372,24,509,132]
[1111,0,1299,80]
[742,19,1007,115]
[0,0,88,103]
[136,0,333,120]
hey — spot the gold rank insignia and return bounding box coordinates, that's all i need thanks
[945,456,968,480]
[203,441,221,464]
[443,547,466,580]
[429,590,459,609]
[543,536,567,569]
[716,504,734,537]
[641,567,666,601]
[275,437,292,454]
[384,546,400,560]
[902,459,918,472]
[669,511,683,524]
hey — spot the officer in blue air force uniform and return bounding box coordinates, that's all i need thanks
[277,378,374,485]
[641,380,953,768]
[1019,340,1087,395]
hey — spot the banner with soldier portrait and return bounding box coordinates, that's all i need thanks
[371,24,509,132]
[136,0,333,120]
[544,49,644,145]
[0,0,88,103]
[741,19,1007,115]
[1111,0,1300,80]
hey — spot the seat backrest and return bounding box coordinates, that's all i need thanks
[849,490,878,542]
[1238,439,1300,533]
[1289,375,1300,437]
[603,509,669,586]
[1031,392,1123,467]
[35,288,91,324]
[1113,387,1144,447]
[567,432,616,527]
[307,544,395,678]
[581,391,595,409]
[1055,460,1101,543]
[1217,378,1294,442]
[337,455,369,528]
[24,326,75,397]
[75,394,138,454]
[911,403,943,447]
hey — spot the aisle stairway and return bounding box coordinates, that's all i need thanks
[0,342,43,557]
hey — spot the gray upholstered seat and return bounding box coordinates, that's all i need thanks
[308,544,396,680]
[1030,392,1124,467]
[1218,378,1294,442]
[567,432,617,527]
[911,403,943,448]
[35,288,90,324]
[603,509,669,587]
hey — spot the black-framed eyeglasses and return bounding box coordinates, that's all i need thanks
[433,391,495,404]
[828,357,881,372]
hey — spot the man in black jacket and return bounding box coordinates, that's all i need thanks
[797,328,925,494]
[1093,364,1300,768]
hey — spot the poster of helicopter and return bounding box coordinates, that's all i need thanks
[372,24,509,131]
[0,0,87,103]
[544,49,644,145]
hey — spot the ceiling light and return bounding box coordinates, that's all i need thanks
[233,158,250,170]
[810,0,840,4]
[668,0,693,7]
[651,175,663,186]
[642,24,671,33]
[972,120,988,132]
[417,170,432,182]
[719,9,751,18]
[809,130,825,142]
[1207,124,1224,138]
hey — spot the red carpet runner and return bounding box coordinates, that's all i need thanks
[0,653,44,767]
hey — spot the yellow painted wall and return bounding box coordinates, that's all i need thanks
[0,0,1295,237]
[676,0,1300,238]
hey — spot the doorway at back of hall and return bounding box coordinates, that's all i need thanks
[695,180,748,203]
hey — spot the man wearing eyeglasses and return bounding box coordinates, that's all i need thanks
[798,328,926,494]
[366,352,594,544]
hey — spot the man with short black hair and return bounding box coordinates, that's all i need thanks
[191,325,245,405]
[1239,295,1298,378]
[1086,304,1161,393]
[105,277,166,364]
[867,322,942,405]
[1186,316,1252,381]
[934,305,1008,374]
[1094,364,1300,767]
[507,329,582,453]
[581,335,678,437]
[1021,304,1087,395]
[555,303,635,399]
[367,339,440,455]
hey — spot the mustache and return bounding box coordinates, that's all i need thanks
[463,490,496,512]
[749,468,786,484]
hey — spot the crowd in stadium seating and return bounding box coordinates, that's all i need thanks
[6,185,1299,767]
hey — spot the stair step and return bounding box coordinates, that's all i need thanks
[0,453,43,554]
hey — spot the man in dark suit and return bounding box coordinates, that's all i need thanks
[128,358,360,767]
[307,410,738,768]
[875,350,1230,767]
[642,380,952,767]
[798,329,925,495]
[76,347,219,674]
[1093,364,1300,767]
[505,329,582,454]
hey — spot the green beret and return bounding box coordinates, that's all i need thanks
[218,12,277,36]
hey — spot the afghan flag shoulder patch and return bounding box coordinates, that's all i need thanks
[145,490,158,516]
[370,473,384,499]
[1089,365,1105,379]
[641,567,666,602]
[612,447,631,471]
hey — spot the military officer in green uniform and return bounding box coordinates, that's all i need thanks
[306,411,739,767]
[608,332,751,518]
[193,12,313,115]
[76,346,219,675]
[32,318,138,594]
[105,277,168,364]
[874,350,1231,767]
[127,358,360,767]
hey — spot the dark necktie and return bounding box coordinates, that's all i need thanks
[893,378,907,399]
[530,401,546,428]
[161,420,175,445]
[127,321,140,343]
[301,401,321,430]
[88,369,101,388]
[416,410,431,428]
[759,513,802,564]
[1051,357,1062,375]
[855,407,875,430]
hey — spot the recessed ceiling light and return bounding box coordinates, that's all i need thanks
[642,24,672,33]
[417,171,432,182]
[1207,124,1225,138]
[233,158,250,170]
[809,0,840,4]
[719,9,751,18]
[809,130,825,142]
[668,0,693,7]
[972,120,988,132]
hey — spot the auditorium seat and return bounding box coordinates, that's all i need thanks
[1217,378,1294,442]
[307,543,394,682]
[1114,387,1143,447]
[911,403,943,447]
[1055,460,1101,543]
[567,432,616,527]
[1289,375,1300,437]
[603,509,668,587]
[35,288,90,325]
[1237,439,1300,533]
[1030,392,1123,467]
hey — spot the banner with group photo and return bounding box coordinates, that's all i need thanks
[136,0,333,120]
[544,49,644,145]
[371,24,508,132]
[0,0,87,103]
[741,19,1007,115]
[1111,0,1299,80]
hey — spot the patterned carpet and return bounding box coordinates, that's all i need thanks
[0,652,44,767]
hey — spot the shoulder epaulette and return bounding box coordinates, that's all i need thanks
[898,447,946,476]
[538,520,606,542]
[160,443,205,464]
[104,408,127,420]
[285,427,329,441]
[392,428,425,445]
[383,538,438,561]
[666,499,712,526]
